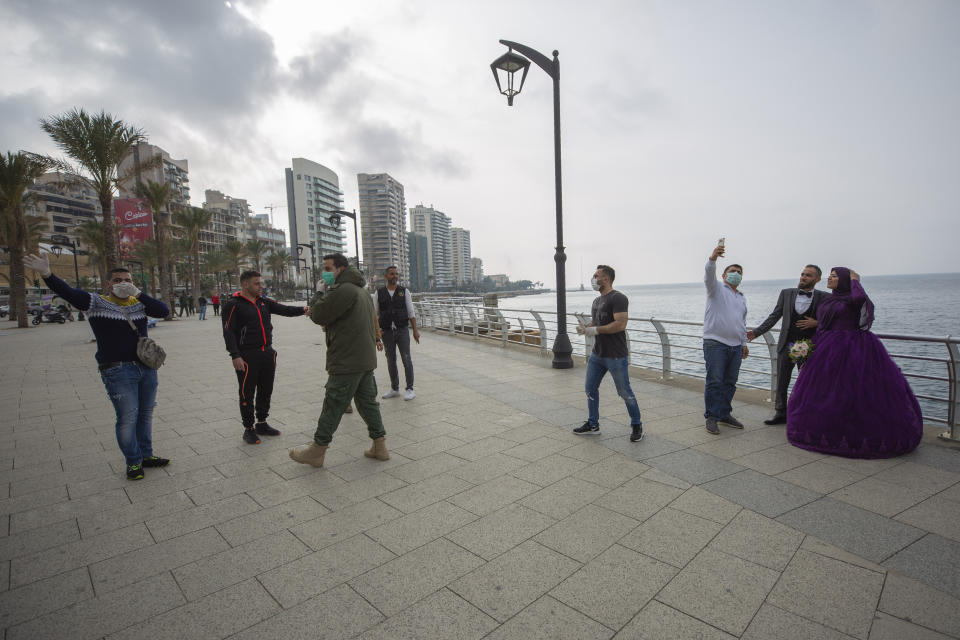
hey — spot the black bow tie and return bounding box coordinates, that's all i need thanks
[798,290,812,297]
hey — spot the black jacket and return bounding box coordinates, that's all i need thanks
[752,288,828,354]
[221,292,304,357]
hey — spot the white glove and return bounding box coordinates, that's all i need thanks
[24,253,51,277]
[112,282,140,298]
[584,326,599,337]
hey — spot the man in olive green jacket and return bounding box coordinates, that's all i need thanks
[289,253,389,467]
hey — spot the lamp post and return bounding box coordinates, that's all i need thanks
[490,39,573,369]
[297,243,316,286]
[50,234,85,320]
[328,209,361,270]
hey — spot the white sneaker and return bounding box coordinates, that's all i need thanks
[382,389,401,399]
[403,389,416,401]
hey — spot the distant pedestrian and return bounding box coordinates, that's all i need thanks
[187,294,195,316]
[373,265,420,401]
[703,240,749,435]
[23,253,171,480]
[178,292,189,317]
[574,264,644,442]
[197,295,207,320]
[221,270,308,444]
[211,293,221,316]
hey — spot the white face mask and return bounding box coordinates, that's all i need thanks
[112,282,137,298]
[591,277,601,291]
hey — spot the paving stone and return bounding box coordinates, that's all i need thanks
[446,436,518,462]
[872,461,960,494]
[327,452,415,483]
[90,526,230,594]
[290,498,403,550]
[449,540,581,622]
[884,534,960,600]
[869,611,953,639]
[799,536,886,572]
[878,571,960,638]
[768,549,885,639]
[448,452,528,484]
[184,467,285,505]
[645,449,746,485]
[366,500,476,555]
[214,495,329,546]
[534,504,638,563]
[6,571,185,640]
[10,522,154,588]
[382,452,466,483]
[357,588,497,640]
[107,578,280,640]
[619,507,722,568]
[445,503,556,560]
[709,509,804,571]
[552,544,676,629]
[447,474,540,516]
[601,433,687,461]
[350,537,484,616]
[595,476,683,522]
[77,490,194,538]
[741,603,854,640]
[484,595,613,640]
[613,600,737,639]
[9,488,129,534]
[830,477,934,517]
[701,469,821,518]
[258,533,396,608]
[521,476,610,520]
[312,472,407,511]
[571,454,649,489]
[502,436,574,462]
[776,459,867,494]
[229,583,383,640]
[0,566,93,628]
[392,435,470,461]
[145,492,260,541]
[122,466,226,503]
[0,518,79,562]
[640,466,692,490]
[657,547,780,636]
[777,498,925,563]
[895,495,960,542]
[559,442,616,464]
[731,445,822,475]
[510,453,591,487]
[668,486,742,524]
[379,473,474,513]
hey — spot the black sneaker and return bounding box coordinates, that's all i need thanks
[630,424,644,442]
[255,422,281,436]
[573,422,600,435]
[705,418,720,435]
[243,428,261,445]
[720,415,744,429]
[126,463,144,480]
[142,456,169,468]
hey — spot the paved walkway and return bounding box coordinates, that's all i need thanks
[2,314,960,640]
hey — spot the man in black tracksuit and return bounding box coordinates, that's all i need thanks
[222,270,308,444]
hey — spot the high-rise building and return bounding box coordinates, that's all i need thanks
[119,142,190,207]
[450,227,471,286]
[202,189,248,255]
[409,204,452,289]
[357,173,408,287]
[30,172,102,248]
[284,159,345,272]
[407,232,429,291]
[471,257,484,284]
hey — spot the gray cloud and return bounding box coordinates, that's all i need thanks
[333,119,468,179]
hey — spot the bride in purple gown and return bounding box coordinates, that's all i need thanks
[787,267,923,458]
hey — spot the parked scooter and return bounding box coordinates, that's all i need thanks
[32,309,67,325]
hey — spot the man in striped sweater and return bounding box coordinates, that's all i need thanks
[24,253,171,480]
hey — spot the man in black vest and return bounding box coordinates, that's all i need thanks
[747,264,828,424]
[373,265,420,401]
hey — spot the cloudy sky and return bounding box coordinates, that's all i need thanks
[3,0,957,285]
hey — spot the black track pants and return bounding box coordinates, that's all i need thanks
[235,348,276,428]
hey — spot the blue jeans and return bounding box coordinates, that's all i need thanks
[585,353,643,426]
[703,339,742,419]
[198,305,207,320]
[100,363,158,465]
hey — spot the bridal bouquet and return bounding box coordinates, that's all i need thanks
[788,338,815,364]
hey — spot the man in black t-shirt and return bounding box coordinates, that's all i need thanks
[574,265,644,442]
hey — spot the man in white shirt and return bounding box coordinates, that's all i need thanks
[703,242,749,434]
[372,266,420,400]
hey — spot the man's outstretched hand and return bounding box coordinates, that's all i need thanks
[24,253,51,277]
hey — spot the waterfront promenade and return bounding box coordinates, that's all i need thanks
[2,317,960,639]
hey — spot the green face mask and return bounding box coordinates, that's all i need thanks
[321,271,336,285]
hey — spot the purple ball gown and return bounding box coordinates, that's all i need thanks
[787,267,922,458]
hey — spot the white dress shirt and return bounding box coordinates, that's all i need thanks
[794,289,814,315]
[703,260,747,347]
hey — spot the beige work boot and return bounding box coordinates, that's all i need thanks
[289,443,328,467]
[363,437,390,461]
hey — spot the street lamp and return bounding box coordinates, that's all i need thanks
[490,39,573,369]
[50,234,85,320]
[297,243,316,286]
[328,209,361,270]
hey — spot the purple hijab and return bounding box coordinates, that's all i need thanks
[817,266,875,331]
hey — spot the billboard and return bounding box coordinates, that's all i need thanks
[114,198,154,260]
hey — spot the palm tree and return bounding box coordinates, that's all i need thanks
[265,250,292,287]
[132,239,159,296]
[40,108,157,271]
[136,180,175,306]
[172,206,211,298]
[245,239,270,273]
[222,240,247,286]
[0,151,54,327]
[77,219,107,284]
[203,250,234,290]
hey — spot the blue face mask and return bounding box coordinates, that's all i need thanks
[725,271,742,287]
[321,271,336,286]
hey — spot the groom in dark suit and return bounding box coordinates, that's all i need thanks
[747,265,827,425]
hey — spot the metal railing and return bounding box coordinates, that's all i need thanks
[414,300,960,440]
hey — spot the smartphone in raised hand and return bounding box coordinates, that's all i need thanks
[718,237,725,249]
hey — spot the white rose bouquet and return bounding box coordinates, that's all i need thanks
[787,338,815,364]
